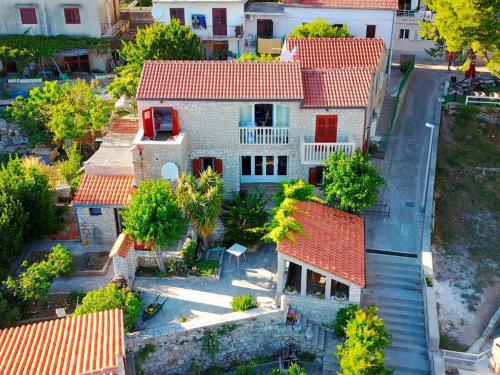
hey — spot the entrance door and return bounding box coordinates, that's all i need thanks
[257,19,273,38]
[241,155,288,183]
[315,115,338,143]
[212,8,227,36]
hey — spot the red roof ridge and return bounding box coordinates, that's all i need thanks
[286,37,385,43]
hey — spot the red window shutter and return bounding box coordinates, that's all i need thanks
[64,8,81,24]
[214,158,223,176]
[20,8,37,24]
[172,109,180,136]
[315,115,337,143]
[142,108,154,138]
[192,158,202,177]
[308,167,318,185]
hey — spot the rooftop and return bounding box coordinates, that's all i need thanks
[84,146,134,171]
[137,60,304,100]
[277,201,365,287]
[109,233,134,259]
[0,309,125,375]
[110,117,139,134]
[73,174,135,207]
[283,0,399,9]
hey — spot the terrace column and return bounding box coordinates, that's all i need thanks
[325,276,332,299]
[349,285,362,305]
[300,265,308,296]
[276,252,286,294]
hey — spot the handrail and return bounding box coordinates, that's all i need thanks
[443,348,491,364]
[465,95,500,106]
[239,126,289,145]
[300,136,355,165]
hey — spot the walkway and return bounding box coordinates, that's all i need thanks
[362,66,454,374]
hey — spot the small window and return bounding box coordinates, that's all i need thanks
[278,156,287,176]
[366,25,376,38]
[399,28,410,39]
[266,156,274,176]
[89,207,102,216]
[242,156,251,176]
[255,156,263,176]
[170,8,185,25]
[20,8,37,24]
[201,157,215,172]
[332,23,343,29]
[64,8,81,24]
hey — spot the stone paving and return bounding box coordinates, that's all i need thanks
[134,245,278,331]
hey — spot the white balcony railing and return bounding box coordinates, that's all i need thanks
[239,127,289,145]
[301,136,355,165]
[396,10,433,21]
[192,25,244,39]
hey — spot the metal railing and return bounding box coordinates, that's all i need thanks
[239,126,290,145]
[192,25,244,39]
[300,136,355,165]
[101,19,130,38]
[443,348,491,369]
[465,95,500,106]
[396,10,433,21]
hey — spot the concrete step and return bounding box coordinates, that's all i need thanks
[391,331,427,345]
[366,263,421,277]
[382,315,426,331]
[317,326,326,351]
[366,272,421,285]
[366,253,420,266]
[369,279,421,291]
[362,296,425,311]
[389,340,428,353]
[363,287,424,302]
[385,348,430,374]
[372,306,425,321]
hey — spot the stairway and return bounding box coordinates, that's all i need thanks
[375,95,397,137]
[363,252,431,375]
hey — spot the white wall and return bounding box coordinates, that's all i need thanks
[0,0,117,37]
[393,20,441,60]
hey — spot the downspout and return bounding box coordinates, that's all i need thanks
[387,9,396,82]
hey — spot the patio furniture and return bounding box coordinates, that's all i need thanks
[226,243,248,267]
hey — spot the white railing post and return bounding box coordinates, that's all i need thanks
[239,127,289,145]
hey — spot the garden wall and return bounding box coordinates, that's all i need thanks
[283,294,348,325]
[126,307,325,374]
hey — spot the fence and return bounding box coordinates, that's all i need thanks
[381,62,415,151]
[465,95,500,106]
[443,348,491,370]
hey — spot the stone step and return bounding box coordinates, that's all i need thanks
[388,327,427,341]
[366,272,421,285]
[316,326,326,350]
[366,253,420,266]
[389,340,428,353]
[382,315,426,331]
[366,263,421,277]
[362,296,425,311]
[368,279,421,291]
[373,306,425,321]
[385,348,430,374]
[363,286,424,301]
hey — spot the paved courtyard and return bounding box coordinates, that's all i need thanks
[134,245,278,331]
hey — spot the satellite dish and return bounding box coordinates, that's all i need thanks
[161,162,179,181]
[151,7,163,20]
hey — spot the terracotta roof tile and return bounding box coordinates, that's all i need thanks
[137,60,304,100]
[0,309,125,375]
[303,69,373,107]
[73,174,135,206]
[277,201,365,287]
[283,0,399,9]
[109,233,134,258]
[110,117,139,134]
[285,38,385,70]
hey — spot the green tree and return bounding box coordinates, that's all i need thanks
[238,53,278,62]
[108,20,203,100]
[5,260,53,301]
[335,306,392,375]
[420,0,500,75]
[274,179,317,206]
[176,168,225,249]
[72,283,142,332]
[122,180,186,272]
[47,244,73,277]
[0,291,23,329]
[332,304,360,337]
[58,144,83,192]
[265,198,302,244]
[323,150,384,214]
[288,18,352,38]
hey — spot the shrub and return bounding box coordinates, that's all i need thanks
[0,291,23,328]
[58,144,82,192]
[274,179,316,205]
[231,295,259,312]
[47,244,73,277]
[235,365,256,375]
[73,283,142,332]
[4,260,53,300]
[165,258,189,276]
[191,260,219,277]
[265,198,302,243]
[332,304,360,337]
[288,18,352,38]
[180,238,197,267]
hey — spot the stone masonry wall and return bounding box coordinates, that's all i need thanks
[283,294,348,326]
[76,206,118,244]
[126,308,327,375]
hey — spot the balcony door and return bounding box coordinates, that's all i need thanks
[257,19,273,38]
[212,8,227,36]
[241,155,288,183]
[315,115,338,143]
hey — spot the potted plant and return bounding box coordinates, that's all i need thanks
[334,290,347,302]
[285,285,297,296]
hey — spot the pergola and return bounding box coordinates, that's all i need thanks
[276,201,365,304]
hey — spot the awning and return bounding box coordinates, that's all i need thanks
[57,48,89,57]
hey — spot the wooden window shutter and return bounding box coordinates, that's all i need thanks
[192,158,202,177]
[20,8,37,24]
[308,167,318,185]
[142,108,154,138]
[214,158,223,176]
[172,108,180,136]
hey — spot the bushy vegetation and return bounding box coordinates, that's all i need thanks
[265,198,302,243]
[180,238,197,267]
[222,190,268,248]
[288,18,352,38]
[58,144,83,192]
[332,304,360,337]
[47,244,73,276]
[238,53,278,62]
[270,364,307,374]
[274,179,317,206]
[191,260,219,277]
[73,283,142,332]
[230,294,259,312]
[0,291,23,329]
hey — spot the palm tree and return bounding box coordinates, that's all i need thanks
[176,167,224,249]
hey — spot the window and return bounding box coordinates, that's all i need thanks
[201,157,215,172]
[266,156,274,176]
[278,156,287,176]
[89,207,102,216]
[64,8,81,24]
[366,25,376,38]
[170,8,185,25]
[332,23,343,29]
[19,8,37,24]
[242,156,251,176]
[399,28,410,39]
[254,104,273,127]
[255,156,263,175]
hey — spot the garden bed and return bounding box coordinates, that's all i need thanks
[18,292,84,324]
[26,250,110,275]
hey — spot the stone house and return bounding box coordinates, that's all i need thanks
[133,37,387,193]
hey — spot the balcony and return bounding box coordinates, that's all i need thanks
[101,19,130,38]
[193,25,244,39]
[239,126,290,145]
[396,10,433,22]
[300,136,355,165]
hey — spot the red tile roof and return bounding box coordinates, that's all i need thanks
[285,38,385,70]
[109,233,134,258]
[110,117,139,134]
[0,309,125,375]
[283,0,399,9]
[73,174,135,206]
[137,60,304,100]
[277,201,365,287]
[303,69,373,107]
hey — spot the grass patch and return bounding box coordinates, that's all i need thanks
[191,260,219,277]
[440,330,468,351]
[230,294,259,312]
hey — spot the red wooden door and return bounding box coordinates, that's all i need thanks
[142,108,154,138]
[171,108,180,136]
[315,115,338,143]
[212,8,227,36]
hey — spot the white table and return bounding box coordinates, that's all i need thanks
[226,243,248,267]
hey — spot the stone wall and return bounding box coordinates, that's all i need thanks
[283,294,348,326]
[113,249,137,286]
[126,307,326,375]
[75,206,118,244]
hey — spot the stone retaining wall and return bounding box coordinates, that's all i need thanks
[283,294,347,325]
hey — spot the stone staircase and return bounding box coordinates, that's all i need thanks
[375,95,397,137]
[363,252,431,375]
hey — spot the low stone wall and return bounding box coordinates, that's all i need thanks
[282,294,347,325]
[126,307,326,375]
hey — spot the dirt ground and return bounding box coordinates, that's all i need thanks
[433,104,500,348]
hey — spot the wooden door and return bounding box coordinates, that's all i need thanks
[257,19,273,38]
[142,108,154,138]
[212,8,227,36]
[315,115,338,143]
[366,25,376,38]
